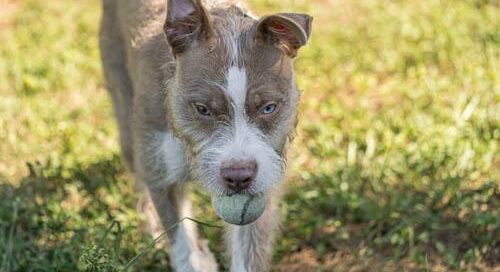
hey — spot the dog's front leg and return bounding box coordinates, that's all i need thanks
[135,130,218,272]
[148,185,218,272]
[227,197,279,272]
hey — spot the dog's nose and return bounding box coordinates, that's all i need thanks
[220,160,257,192]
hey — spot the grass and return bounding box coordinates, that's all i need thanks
[0,0,498,271]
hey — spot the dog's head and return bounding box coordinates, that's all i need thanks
[163,0,312,195]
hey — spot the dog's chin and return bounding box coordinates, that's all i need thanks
[200,179,281,198]
[193,162,284,196]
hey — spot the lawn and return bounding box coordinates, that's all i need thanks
[0,0,498,271]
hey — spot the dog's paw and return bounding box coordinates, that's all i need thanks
[196,239,218,271]
[171,239,218,272]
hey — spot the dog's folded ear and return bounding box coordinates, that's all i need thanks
[256,13,313,58]
[164,0,212,55]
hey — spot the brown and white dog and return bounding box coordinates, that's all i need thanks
[99,0,312,271]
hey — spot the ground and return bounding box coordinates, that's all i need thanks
[0,0,498,271]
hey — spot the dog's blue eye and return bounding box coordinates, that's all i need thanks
[261,103,277,115]
[194,104,210,116]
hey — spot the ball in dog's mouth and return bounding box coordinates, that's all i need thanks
[211,193,266,225]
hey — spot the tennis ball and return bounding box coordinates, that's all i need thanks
[211,193,267,225]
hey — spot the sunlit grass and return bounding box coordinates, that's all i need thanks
[0,0,498,271]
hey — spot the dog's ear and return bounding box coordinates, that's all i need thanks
[164,0,212,55]
[256,13,312,58]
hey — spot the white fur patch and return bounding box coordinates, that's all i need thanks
[226,66,247,108]
[230,226,250,272]
[161,133,189,185]
[146,131,189,187]
[163,133,189,183]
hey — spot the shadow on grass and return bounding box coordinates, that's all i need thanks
[0,156,171,271]
[0,156,497,271]
[275,166,499,271]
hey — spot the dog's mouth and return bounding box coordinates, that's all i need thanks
[211,192,267,225]
[224,189,254,196]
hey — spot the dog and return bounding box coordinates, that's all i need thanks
[99,0,312,271]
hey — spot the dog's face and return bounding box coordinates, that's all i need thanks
[164,0,312,195]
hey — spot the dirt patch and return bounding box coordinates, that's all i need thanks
[273,247,499,272]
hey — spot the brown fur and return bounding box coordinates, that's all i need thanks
[100,0,311,271]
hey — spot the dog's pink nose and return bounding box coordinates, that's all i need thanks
[220,160,257,192]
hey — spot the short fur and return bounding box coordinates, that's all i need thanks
[99,0,311,271]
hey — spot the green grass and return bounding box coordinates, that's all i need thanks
[0,0,498,271]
